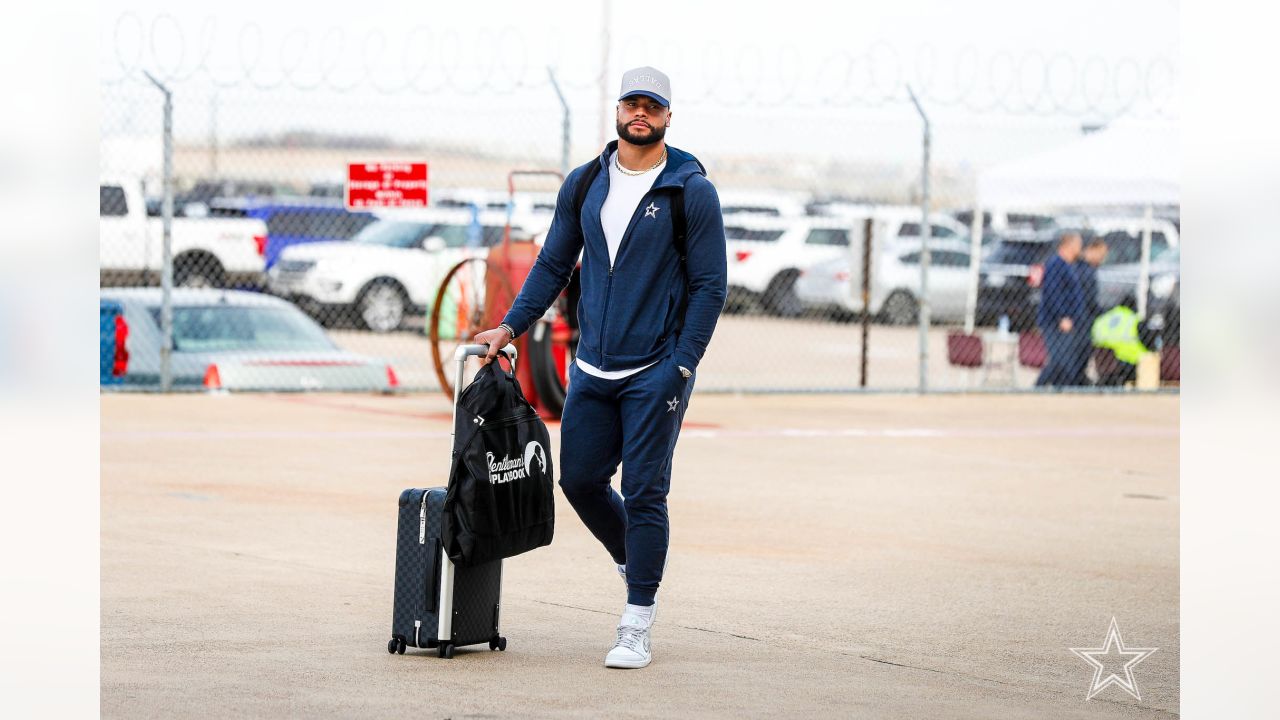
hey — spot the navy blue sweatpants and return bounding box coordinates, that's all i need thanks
[557,354,695,606]
[1036,327,1088,387]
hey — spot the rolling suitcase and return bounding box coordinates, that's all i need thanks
[387,343,515,659]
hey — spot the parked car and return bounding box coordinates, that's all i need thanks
[716,190,810,218]
[209,197,377,270]
[100,177,269,289]
[300,182,560,216]
[975,231,1057,329]
[267,209,549,332]
[1148,266,1180,348]
[99,288,397,391]
[1091,220,1181,310]
[431,188,559,217]
[723,215,865,316]
[810,203,970,246]
[1097,245,1180,345]
[796,239,975,324]
[144,178,295,218]
[952,209,1057,236]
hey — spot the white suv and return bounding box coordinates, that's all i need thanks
[814,202,970,246]
[716,190,810,219]
[267,209,549,332]
[724,215,866,316]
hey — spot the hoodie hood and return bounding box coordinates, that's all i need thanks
[596,140,707,191]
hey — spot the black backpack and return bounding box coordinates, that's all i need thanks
[441,359,555,567]
[572,159,688,265]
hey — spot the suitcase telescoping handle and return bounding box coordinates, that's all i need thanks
[451,343,517,408]
[438,343,515,650]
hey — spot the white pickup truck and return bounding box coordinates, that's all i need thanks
[100,177,269,288]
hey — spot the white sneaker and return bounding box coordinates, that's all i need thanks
[605,603,655,669]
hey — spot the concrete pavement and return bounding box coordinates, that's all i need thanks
[101,391,1179,718]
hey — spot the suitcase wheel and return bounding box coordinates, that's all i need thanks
[489,636,507,652]
[387,637,398,654]
[438,642,455,659]
[396,638,406,655]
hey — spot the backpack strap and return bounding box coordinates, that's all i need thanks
[571,160,603,229]
[669,186,687,265]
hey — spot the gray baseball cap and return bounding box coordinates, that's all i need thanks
[618,66,671,107]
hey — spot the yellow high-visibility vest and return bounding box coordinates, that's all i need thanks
[1091,306,1148,365]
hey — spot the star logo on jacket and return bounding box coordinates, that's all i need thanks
[645,202,660,218]
[666,396,679,413]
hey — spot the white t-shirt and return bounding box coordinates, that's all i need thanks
[575,149,667,381]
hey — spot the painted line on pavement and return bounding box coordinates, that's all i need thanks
[103,425,1175,441]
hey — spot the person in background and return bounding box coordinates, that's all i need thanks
[1035,231,1086,387]
[1090,297,1152,386]
[1076,236,1108,326]
[1073,236,1108,384]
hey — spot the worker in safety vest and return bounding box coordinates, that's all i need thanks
[1090,303,1150,386]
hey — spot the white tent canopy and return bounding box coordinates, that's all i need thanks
[961,113,1179,333]
[977,114,1179,210]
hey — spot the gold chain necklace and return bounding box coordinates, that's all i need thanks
[614,149,666,176]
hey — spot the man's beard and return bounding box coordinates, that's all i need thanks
[616,119,666,146]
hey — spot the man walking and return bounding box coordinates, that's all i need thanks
[473,66,727,669]
[1072,236,1108,384]
[1035,231,1086,387]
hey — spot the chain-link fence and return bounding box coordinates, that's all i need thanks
[99,8,1179,400]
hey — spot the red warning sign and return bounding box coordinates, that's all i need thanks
[345,162,429,209]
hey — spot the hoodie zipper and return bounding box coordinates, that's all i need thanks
[601,187,664,363]
[600,266,614,361]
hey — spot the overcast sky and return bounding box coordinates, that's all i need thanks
[100,0,1179,169]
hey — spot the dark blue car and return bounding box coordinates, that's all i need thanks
[209,197,377,269]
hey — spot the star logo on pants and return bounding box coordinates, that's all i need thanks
[1069,617,1158,701]
[666,396,679,413]
[645,202,660,218]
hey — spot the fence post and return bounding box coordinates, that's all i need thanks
[907,86,931,393]
[964,204,983,335]
[1137,204,1153,319]
[547,67,571,177]
[144,71,175,392]
[860,217,873,388]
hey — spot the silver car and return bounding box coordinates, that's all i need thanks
[796,240,975,324]
[1095,245,1180,311]
[100,288,397,391]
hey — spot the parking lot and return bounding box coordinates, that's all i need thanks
[101,391,1178,718]
[332,313,1057,393]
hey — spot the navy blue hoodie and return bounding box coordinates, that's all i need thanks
[501,141,728,373]
[1036,254,1085,331]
